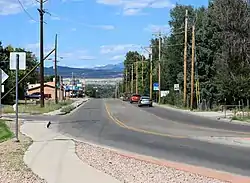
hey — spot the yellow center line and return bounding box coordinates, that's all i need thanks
[118,100,250,137]
[105,102,186,139]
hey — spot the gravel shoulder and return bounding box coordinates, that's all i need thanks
[0,120,46,183]
[75,141,228,183]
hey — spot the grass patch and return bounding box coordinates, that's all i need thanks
[231,115,250,122]
[2,100,73,114]
[0,120,13,142]
[60,105,76,114]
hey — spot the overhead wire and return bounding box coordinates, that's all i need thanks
[16,0,38,22]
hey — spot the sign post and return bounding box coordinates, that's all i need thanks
[15,54,19,142]
[10,52,26,142]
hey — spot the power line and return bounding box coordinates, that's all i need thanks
[16,0,38,22]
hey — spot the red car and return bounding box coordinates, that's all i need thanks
[130,94,141,103]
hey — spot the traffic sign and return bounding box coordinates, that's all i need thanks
[0,69,9,84]
[174,84,179,91]
[10,52,26,70]
[153,83,159,91]
[161,90,169,97]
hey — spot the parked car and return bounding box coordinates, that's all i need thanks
[138,96,153,107]
[70,93,77,98]
[130,94,141,103]
[25,92,41,99]
[25,92,51,100]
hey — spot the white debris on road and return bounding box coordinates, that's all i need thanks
[76,142,228,183]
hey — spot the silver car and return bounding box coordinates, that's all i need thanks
[138,96,153,107]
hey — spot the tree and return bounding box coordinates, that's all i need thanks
[210,0,250,104]
[122,0,250,109]
[0,42,39,104]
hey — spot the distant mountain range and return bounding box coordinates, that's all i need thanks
[44,62,124,78]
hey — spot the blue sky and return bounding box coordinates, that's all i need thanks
[0,0,208,68]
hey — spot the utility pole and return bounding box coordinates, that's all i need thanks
[136,60,138,94]
[183,9,188,107]
[131,64,133,93]
[141,55,144,89]
[150,53,153,99]
[38,0,46,107]
[54,34,58,104]
[153,31,162,103]
[190,24,195,110]
[158,33,161,103]
[125,68,128,93]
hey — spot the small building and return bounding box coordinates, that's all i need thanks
[27,81,64,100]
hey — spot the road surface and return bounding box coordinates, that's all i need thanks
[139,104,250,133]
[54,98,250,177]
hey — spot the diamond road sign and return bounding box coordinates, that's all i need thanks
[0,69,9,84]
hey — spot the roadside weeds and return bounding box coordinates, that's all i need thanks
[2,100,73,115]
[0,119,13,142]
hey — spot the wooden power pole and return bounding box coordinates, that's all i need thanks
[153,31,162,103]
[158,34,161,103]
[131,64,134,93]
[136,60,138,94]
[150,54,153,99]
[54,34,58,104]
[125,68,128,93]
[190,24,195,110]
[38,0,46,107]
[183,9,188,107]
[141,55,144,89]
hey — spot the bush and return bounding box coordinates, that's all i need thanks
[161,90,183,107]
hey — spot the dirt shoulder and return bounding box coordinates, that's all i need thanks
[0,120,46,183]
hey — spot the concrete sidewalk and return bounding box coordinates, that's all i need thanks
[20,122,121,183]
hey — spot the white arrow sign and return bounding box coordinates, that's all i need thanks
[0,69,9,84]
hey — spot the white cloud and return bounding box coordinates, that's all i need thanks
[60,49,96,60]
[51,16,61,21]
[0,0,37,16]
[144,24,170,32]
[48,12,115,30]
[89,25,115,30]
[78,55,96,60]
[110,55,125,61]
[25,42,54,55]
[28,19,36,24]
[24,43,96,62]
[62,0,84,2]
[123,8,142,16]
[96,0,174,15]
[100,44,140,54]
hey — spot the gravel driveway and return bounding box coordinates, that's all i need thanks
[76,141,228,183]
[0,121,46,183]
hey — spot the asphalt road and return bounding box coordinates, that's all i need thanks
[139,103,250,133]
[55,98,250,177]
